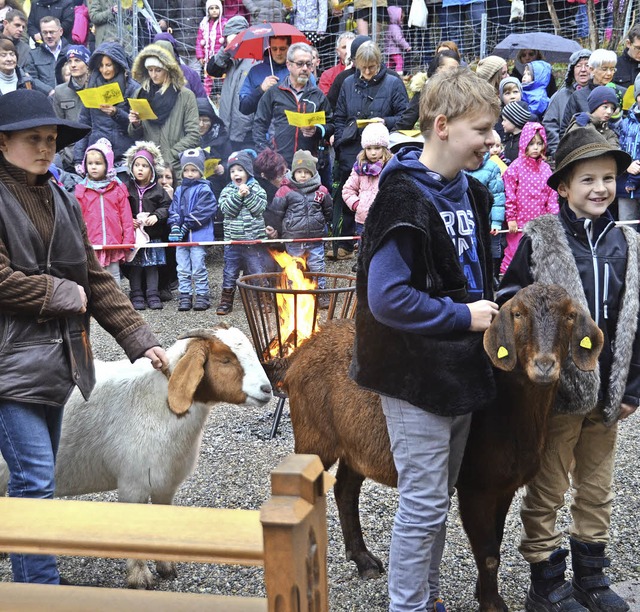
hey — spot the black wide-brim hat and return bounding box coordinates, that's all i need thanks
[0,89,91,152]
[548,127,631,190]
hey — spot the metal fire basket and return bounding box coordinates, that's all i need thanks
[237,271,357,438]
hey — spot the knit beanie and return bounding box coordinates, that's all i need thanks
[228,149,257,177]
[180,148,206,176]
[587,85,619,113]
[292,149,318,175]
[499,76,522,98]
[206,0,222,13]
[82,137,115,177]
[65,45,91,65]
[349,35,371,62]
[131,150,157,181]
[361,122,390,148]
[224,16,249,36]
[475,55,507,82]
[144,55,166,70]
[502,100,533,128]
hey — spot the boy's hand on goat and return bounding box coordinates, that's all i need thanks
[144,346,169,371]
[467,300,499,332]
[618,402,637,420]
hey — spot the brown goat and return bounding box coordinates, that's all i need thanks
[282,283,603,611]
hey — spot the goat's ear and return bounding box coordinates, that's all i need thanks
[167,340,208,415]
[571,310,604,372]
[483,300,517,371]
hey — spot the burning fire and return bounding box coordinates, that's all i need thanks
[267,250,319,358]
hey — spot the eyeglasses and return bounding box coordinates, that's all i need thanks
[270,46,288,52]
[291,61,313,69]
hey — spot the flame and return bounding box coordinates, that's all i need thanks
[267,250,319,358]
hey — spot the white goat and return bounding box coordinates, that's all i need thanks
[0,325,273,589]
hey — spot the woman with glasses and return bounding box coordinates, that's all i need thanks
[0,37,31,97]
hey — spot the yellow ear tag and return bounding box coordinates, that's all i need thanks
[580,336,592,350]
[497,346,509,359]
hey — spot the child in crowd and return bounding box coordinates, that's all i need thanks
[501,122,558,274]
[567,85,620,148]
[521,60,552,118]
[197,97,230,207]
[342,123,392,235]
[156,163,179,301]
[196,0,227,96]
[499,77,523,106]
[268,149,333,308]
[350,67,499,611]
[385,6,411,75]
[489,130,508,173]
[466,143,506,287]
[217,149,268,315]
[75,138,134,286]
[501,100,533,164]
[123,141,171,310]
[168,148,218,311]
[497,128,636,612]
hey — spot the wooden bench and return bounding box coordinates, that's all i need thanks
[0,454,334,612]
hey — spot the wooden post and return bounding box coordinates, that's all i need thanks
[260,454,335,612]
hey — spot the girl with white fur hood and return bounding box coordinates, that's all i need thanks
[196,0,227,97]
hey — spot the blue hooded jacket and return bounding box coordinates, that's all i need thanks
[522,60,552,117]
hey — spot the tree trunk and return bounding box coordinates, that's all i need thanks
[545,0,562,35]
[609,0,631,51]
[587,0,599,49]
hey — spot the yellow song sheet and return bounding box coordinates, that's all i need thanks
[77,83,124,108]
[204,158,221,178]
[397,129,422,137]
[285,110,326,128]
[128,98,158,120]
[356,118,385,128]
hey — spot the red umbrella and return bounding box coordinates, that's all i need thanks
[225,23,310,62]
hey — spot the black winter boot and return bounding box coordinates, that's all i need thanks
[526,549,587,611]
[178,293,192,311]
[146,290,163,310]
[570,538,629,612]
[216,288,234,315]
[130,290,145,310]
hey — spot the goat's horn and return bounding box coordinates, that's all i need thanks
[178,323,232,341]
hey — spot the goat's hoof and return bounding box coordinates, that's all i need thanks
[126,561,155,590]
[156,560,178,579]
[349,551,385,579]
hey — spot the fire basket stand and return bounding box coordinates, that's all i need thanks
[237,271,357,439]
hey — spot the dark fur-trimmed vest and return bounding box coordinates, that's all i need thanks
[0,180,95,407]
[525,214,640,424]
[349,172,496,416]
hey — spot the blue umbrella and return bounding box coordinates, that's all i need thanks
[492,32,583,63]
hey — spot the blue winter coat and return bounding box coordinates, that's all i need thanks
[73,42,139,166]
[522,60,552,118]
[168,178,218,242]
[466,153,506,231]
[239,52,290,116]
[334,66,408,172]
[613,105,640,198]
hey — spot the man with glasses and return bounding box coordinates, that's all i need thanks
[560,49,623,138]
[239,35,292,115]
[613,24,640,89]
[253,42,333,167]
[25,16,68,96]
[1,9,30,68]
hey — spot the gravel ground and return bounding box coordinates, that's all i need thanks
[2,248,639,611]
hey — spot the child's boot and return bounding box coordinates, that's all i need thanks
[193,294,210,311]
[216,288,235,315]
[178,293,192,311]
[130,290,145,311]
[526,549,586,611]
[146,290,163,310]
[570,538,629,612]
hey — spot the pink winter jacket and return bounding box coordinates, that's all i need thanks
[75,180,135,266]
[342,169,381,226]
[196,17,228,61]
[503,122,558,227]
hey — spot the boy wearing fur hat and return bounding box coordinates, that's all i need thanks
[167,148,217,311]
[566,85,620,149]
[217,149,268,315]
[498,128,637,612]
[268,149,332,307]
[75,137,134,286]
[123,141,171,310]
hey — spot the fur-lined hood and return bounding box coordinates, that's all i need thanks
[131,43,185,91]
[123,141,166,179]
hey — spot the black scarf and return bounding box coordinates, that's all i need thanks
[138,82,179,126]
